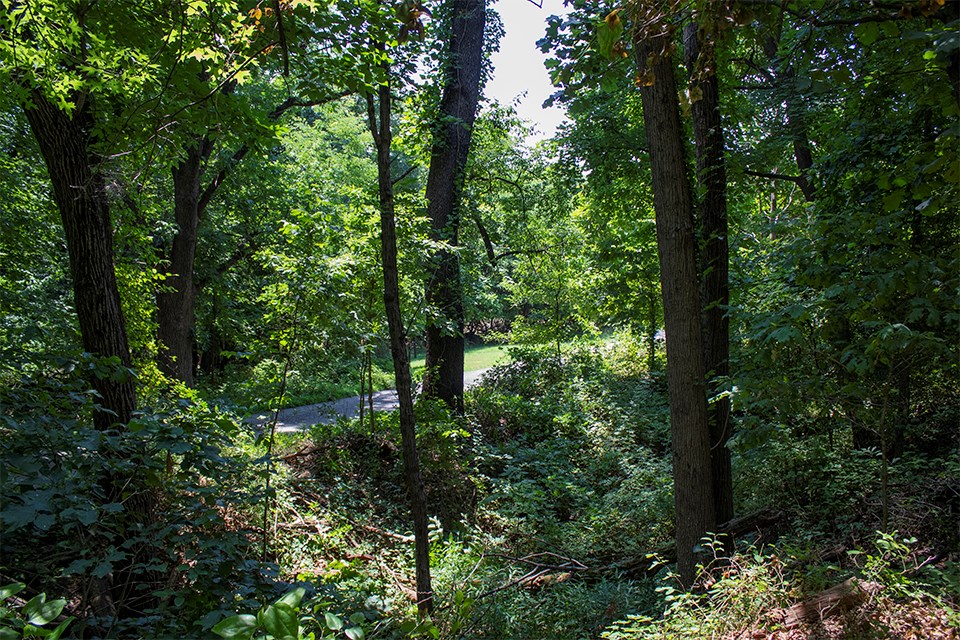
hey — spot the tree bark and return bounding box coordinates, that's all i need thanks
[422,0,486,413]
[157,139,213,385]
[684,19,733,527]
[156,92,349,385]
[23,92,136,430]
[635,28,716,586]
[366,73,433,616]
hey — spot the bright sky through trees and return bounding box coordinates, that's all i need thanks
[488,0,569,140]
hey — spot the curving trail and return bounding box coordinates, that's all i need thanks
[248,368,491,433]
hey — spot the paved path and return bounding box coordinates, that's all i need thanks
[249,368,491,433]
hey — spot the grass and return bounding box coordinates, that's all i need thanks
[409,342,508,374]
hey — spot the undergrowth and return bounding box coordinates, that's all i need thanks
[4,334,957,638]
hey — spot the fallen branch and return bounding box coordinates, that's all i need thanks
[594,508,785,579]
[775,577,881,628]
[342,516,415,543]
[280,445,315,462]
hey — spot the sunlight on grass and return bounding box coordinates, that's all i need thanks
[410,343,508,373]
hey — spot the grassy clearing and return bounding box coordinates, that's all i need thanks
[409,342,508,374]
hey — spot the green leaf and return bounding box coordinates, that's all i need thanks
[45,617,75,640]
[324,612,344,631]
[0,584,25,600]
[855,22,880,46]
[23,594,64,626]
[211,614,258,639]
[258,603,298,639]
[344,627,364,640]
[882,189,904,212]
[348,613,366,625]
[22,624,48,637]
[596,10,624,59]
[0,628,17,640]
[274,587,305,609]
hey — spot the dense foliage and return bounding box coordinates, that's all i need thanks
[1,0,957,637]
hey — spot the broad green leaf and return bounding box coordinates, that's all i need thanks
[211,614,258,640]
[324,612,344,631]
[882,189,904,212]
[596,10,624,59]
[274,587,305,609]
[344,626,364,640]
[258,603,298,639]
[45,617,75,640]
[855,22,880,46]
[349,613,366,625]
[23,594,64,626]
[0,584,25,600]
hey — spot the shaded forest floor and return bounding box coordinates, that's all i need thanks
[2,338,957,638]
[251,341,959,639]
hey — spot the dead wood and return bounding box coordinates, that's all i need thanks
[592,508,786,579]
[775,577,882,628]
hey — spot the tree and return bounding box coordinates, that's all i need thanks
[684,4,733,526]
[151,2,356,386]
[21,92,137,431]
[364,18,434,612]
[422,0,487,412]
[0,2,156,429]
[632,6,716,585]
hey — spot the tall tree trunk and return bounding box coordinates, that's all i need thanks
[366,74,434,616]
[156,92,348,386]
[635,28,716,586]
[422,0,486,413]
[23,92,136,430]
[24,90,155,621]
[684,19,733,527]
[157,139,212,386]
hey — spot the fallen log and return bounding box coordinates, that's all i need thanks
[775,577,881,628]
[595,508,785,579]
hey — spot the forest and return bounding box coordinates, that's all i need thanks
[0,0,958,638]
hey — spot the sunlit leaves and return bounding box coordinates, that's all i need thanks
[597,9,626,60]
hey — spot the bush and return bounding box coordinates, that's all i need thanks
[0,353,277,637]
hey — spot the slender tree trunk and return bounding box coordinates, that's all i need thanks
[635,28,715,586]
[422,0,486,413]
[684,19,733,527]
[762,27,815,202]
[23,92,136,430]
[157,139,212,386]
[366,74,433,616]
[646,293,658,372]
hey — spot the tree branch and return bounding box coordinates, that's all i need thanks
[197,89,353,215]
[744,169,804,184]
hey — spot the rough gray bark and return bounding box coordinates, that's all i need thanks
[635,28,716,587]
[422,0,486,413]
[367,73,433,616]
[23,91,136,430]
[684,19,733,527]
